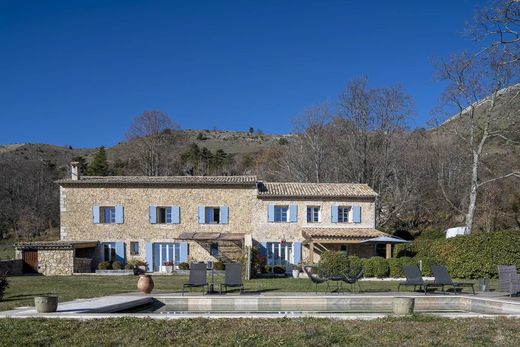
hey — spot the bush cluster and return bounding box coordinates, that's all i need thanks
[363,256,389,278]
[98,261,111,270]
[112,261,123,270]
[178,262,190,270]
[0,272,8,301]
[213,261,225,270]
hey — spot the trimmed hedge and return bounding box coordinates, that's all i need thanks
[363,256,389,278]
[318,251,348,277]
[387,257,416,278]
[407,230,520,279]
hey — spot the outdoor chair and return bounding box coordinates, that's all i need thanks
[498,265,520,297]
[431,265,475,295]
[341,267,364,293]
[219,263,244,295]
[303,265,330,294]
[182,263,208,295]
[398,265,432,294]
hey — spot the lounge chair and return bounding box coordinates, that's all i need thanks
[303,265,330,294]
[182,263,208,295]
[219,263,244,294]
[398,265,432,294]
[341,267,364,293]
[431,265,475,295]
[498,265,520,297]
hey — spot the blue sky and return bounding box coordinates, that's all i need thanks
[0,0,484,148]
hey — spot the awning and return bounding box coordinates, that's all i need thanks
[360,236,410,244]
[177,232,245,242]
[302,228,389,242]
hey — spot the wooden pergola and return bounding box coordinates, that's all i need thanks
[302,228,393,263]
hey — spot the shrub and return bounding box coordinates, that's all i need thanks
[0,272,8,302]
[98,261,111,270]
[179,262,189,270]
[363,257,389,278]
[273,265,286,274]
[214,261,225,270]
[112,261,123,270]
[388,257,416,278]
[318,251,348,277]
[263,265,272,273]
[124,264,133,270]
[346,256,364,277]
[163,261,174,267]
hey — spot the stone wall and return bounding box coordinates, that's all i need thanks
[38,249,74,276]
[0,259,23,275]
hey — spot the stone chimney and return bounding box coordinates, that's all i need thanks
[71,161,80,180]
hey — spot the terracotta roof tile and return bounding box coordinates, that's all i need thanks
[56,175,257,186]
[258,182,377,198]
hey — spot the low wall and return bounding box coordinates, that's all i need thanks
[0,259,23,275]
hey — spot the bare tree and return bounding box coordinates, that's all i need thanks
[435,52,520,234]
[126,110,180,176]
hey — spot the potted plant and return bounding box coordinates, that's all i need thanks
[163,261,174,273]
[291,264,302,278]
[127,258,148,274]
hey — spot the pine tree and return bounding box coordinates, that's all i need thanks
[86,146,110,176]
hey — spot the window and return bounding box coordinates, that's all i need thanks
[103,243,116,262]
[306,206,320,223]
[265,242,293,272]
[340,245,348,255]
[338,207,350,223]
[210,242,219,257]
[205,207,221,224]
[274,206,289,222]
[101,207,116,224]
[156,207,172,224]
[130,242,139,255]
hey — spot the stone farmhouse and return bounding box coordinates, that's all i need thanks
[15,162,392,275]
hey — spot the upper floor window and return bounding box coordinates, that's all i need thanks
[157,207,172,224]
[274,206,289,223]
[307,206,320,223]
[149,205,180,224]
[101,207,116,224]
[338,206,350,223]
[206,207,221,224]
[198,205,229,224]
[93,205,124,224]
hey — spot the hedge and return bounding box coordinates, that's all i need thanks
[404,230,520,279]
[363,256,389,278]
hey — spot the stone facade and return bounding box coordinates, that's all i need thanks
[38,249,74,276]
[51,175,382,274]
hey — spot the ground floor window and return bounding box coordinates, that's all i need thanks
[266,242,293,272]
[340,245,348,255]
[102,242,116,262]
[210,242,219,257]
[130,241,139,255]
[153,243,182,272]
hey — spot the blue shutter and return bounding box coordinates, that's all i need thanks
[259,242,267,257]
[290,204,298,223]
[331,205,338,223]
[353,205,361,223]
[115,242,125,263]
[115,205,124,224]
[92,206,100,224]
[145,242,154,272]
[267,204,275,223]
[172,206,180,224]
[198,206,206,224]
[220,206,229,224]
[153,243,160,270]
[149,206,157,224]
[179,242,189,263]
[293,241,302,265]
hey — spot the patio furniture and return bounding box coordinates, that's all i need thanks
[219,263,244,294]
[182,263,208,295]
[498,265,520,297]
[303,265,330,294]
[397,265,432,294]
[431,265,475,295]
[342,267,364,293]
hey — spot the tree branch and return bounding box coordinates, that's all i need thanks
[478,172,520,188]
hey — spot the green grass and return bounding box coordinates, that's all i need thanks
[1,316,520,346]
[0,275,492,312]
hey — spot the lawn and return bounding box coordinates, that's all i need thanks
[0,275,491,312]
[1,316,520,346]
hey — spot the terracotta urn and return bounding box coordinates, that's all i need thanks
[137,274,154,294]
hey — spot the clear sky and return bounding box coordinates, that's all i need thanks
[0,0,485,148]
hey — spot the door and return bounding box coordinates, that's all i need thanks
[22,250,38,273]
[266,242,293,272]
[154,243,181,272]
